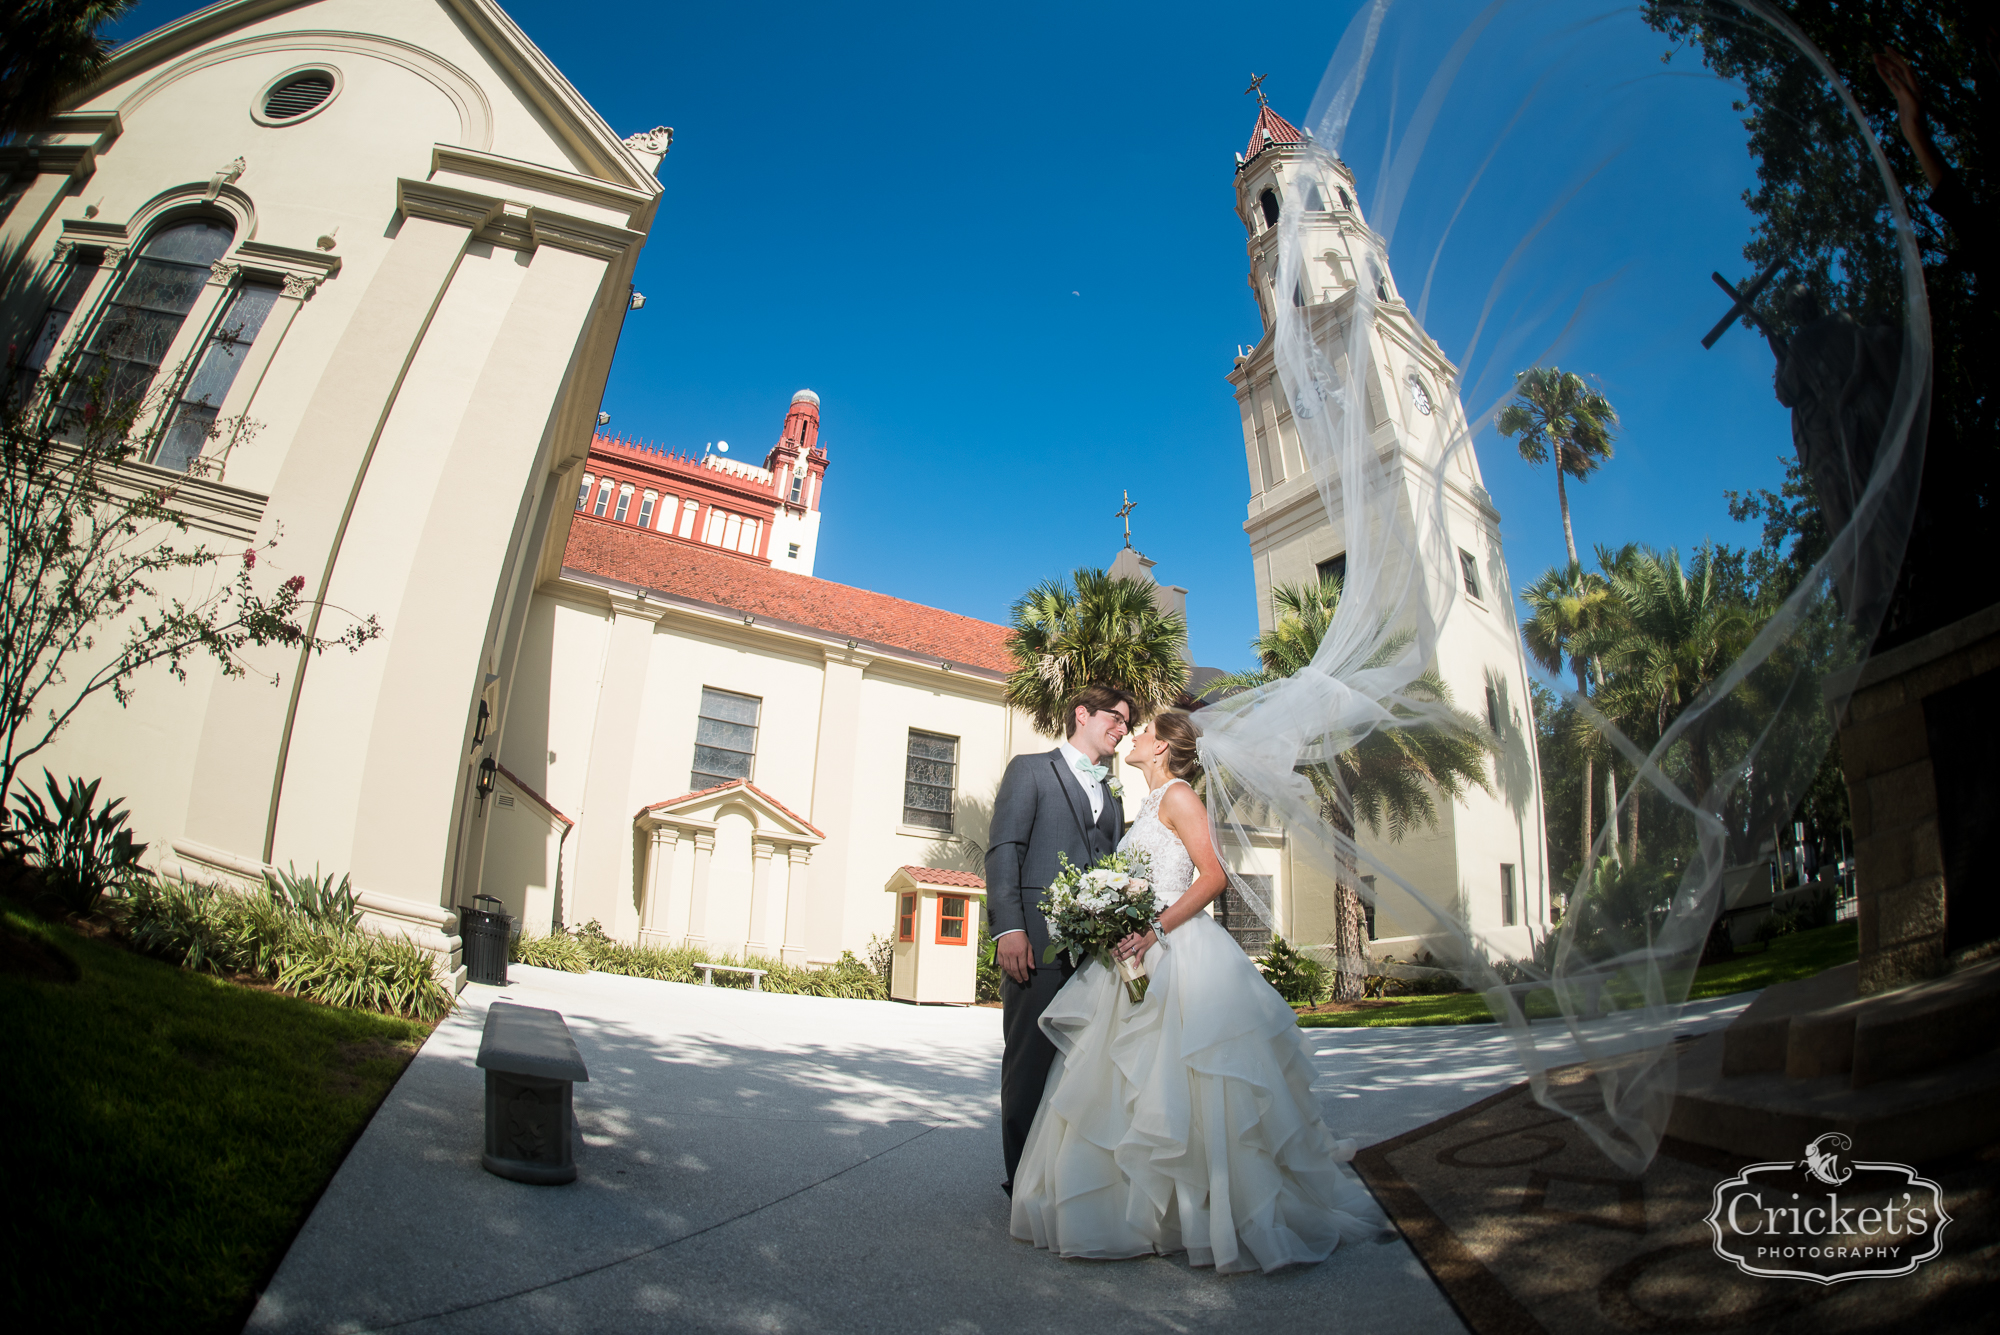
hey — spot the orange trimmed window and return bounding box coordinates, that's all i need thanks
[936,895,968,944]
[898,893,917,942]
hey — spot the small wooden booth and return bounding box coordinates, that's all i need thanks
[885,866,986,1004]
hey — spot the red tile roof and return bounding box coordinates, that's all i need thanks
[495,762,572,827]
[566,515,1014,674]
[899,866,986,889]
[1246,104,1305,160]
[637,779,825,837]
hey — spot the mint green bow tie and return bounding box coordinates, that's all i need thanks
[1074,759,1108,782]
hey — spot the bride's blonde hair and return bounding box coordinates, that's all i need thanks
[1150,712,1202,783]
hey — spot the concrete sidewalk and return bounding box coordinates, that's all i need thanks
[247,967,1753,1335]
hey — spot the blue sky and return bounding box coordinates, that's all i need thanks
[110,1,1802,673]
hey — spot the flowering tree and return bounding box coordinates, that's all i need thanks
[0,340,380,807]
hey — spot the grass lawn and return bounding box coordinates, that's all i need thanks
[0,907,432,1333]
[1297,920,1859,1029]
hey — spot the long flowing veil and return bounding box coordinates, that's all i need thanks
[1190,0,1927,1174]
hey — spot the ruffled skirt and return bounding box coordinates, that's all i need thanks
[1008,913,1385,1274]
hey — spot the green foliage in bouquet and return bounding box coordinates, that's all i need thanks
[1036,849,1160,969]
[1258,934,1329,1007]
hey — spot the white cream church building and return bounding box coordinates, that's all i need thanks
[5,2,1546,987]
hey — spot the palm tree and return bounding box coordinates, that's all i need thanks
[1521,562,1615,875]
[1206,576,1496,999]
[1579,546,1755,855]
[0,3,130,139]
[1005,567,1188,739]
[1496,367,1618,566]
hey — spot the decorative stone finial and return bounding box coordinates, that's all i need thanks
[623,127,674,156]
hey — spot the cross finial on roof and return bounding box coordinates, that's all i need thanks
[1115,490,1138,548]
[1245,72,1269,107]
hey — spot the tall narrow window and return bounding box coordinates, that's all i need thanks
[1500,864,1518,927]
[936,895,968,944]
[613,486,632,523]
[1259,189,1281,226]
[679,498,699,537]
[1305,183,1326,210]
[1360,874,1377,941]
[1337,186,1352,209]
[789,468,805,504]
[1459,549,1482,600]
[691,687,760,790]
[153,279,280,472]
[637,492,656,528]
[73,218,233,418]
[16,251,102,396]
[576,474,594,510]
[904,730,958,831]
[898,892,917,943]
[738,518,760,554]
[593,480,613,516]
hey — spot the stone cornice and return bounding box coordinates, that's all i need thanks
[396,179,645,261]
[430,146,655,224]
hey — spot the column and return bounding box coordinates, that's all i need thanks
[806,650,868,958]
[639,825,681,946]
[782,845,812,966]
[684,830,716,950]
[745,838,777,958]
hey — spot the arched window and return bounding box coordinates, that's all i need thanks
[613,484,633,523]
[1259,189,1281,226]
[593,479,614,516]
[1305,183,1325,211]
[637,491,656,528]
[788,467,805,505]
[154,278,281,471]
[576,474,594,510]
[74,217,233,420]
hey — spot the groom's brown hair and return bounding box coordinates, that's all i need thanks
[1064,684,1139,737]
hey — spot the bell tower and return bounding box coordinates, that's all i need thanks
[765,389,828,575]
[1221,82,1551,956]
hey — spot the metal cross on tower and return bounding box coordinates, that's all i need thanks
[1245,72,1269,106]
[1115,490,1138,548]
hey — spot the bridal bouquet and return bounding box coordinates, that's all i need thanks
[1039,850,1161,1002]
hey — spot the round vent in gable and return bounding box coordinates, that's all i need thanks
[255,70,337,125]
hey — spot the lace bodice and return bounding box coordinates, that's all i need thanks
[1119,779,1197,904]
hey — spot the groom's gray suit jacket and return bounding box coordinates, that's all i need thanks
[985,748,1122,956]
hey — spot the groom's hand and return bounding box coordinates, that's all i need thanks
[997,932,1035,984]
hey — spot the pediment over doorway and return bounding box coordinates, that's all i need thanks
[633,780,823,843]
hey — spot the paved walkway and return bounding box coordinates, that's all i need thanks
[247,968,1754,1335]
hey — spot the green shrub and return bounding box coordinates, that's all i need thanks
[118,874,453,1021]
[976,920,1001,1002]
[263,863,359,926]
[511,920,888,1000]
[10,772,147,914]
[1259,935,1329,1006]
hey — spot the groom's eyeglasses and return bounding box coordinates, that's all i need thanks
[1092,708,1131,736]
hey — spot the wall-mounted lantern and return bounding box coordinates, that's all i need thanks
[477,756,498,800]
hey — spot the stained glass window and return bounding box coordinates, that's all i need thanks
[903,730,957,831]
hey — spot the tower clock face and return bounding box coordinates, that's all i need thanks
[1407,375,1433,416]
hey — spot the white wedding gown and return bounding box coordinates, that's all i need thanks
[1009,778,1386,1273]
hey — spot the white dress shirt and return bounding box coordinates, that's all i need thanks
[1059,740,1105,820]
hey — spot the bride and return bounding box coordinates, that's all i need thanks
[1008,711,1386,1273]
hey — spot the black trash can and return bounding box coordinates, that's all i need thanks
[460,894,512,986]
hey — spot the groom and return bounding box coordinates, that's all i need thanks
[986,683,1135,1194]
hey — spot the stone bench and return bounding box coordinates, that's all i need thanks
[697,962,767,990]
[476,1003,589,1185]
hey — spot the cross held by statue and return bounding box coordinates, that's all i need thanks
[1701,254,1788,350]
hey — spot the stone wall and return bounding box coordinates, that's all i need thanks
[1831,602,2000,993]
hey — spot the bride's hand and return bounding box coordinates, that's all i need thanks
[1113,930,1157,961]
